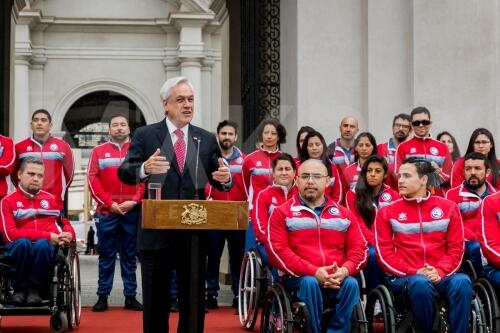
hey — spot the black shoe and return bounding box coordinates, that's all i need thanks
[124,297,143,311]
[92,295,108,312]
[26,289,42,306]
[11,290,26,306]
[232,296,238,308]
[206,296,218,309]
[169,298,179,312]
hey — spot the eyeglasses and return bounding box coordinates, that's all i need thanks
[393,123,411,130]
[411,120,431,127]
[474,140,491,146]
[298,173,327,181]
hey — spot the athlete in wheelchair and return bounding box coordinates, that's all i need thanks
[265,159,368,333]
[371,157,476,333]
[239,153,297,329]
[0,156,80,332]
[478,190,500,332]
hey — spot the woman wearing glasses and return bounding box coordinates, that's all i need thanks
[450,128,500,190]
[345,155,399,292]
[299,130,343,204]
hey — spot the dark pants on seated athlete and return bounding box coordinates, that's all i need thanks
[386,273,472,333]
[5,238,54,293]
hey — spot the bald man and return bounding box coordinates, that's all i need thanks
[266,159,367,333]
[327,116,359,172]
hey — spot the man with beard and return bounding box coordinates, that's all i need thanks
[267,159,367,333]
[327,116,359,172]
[378,114,411,165]
[0,157,75,306]
[87,114,144,312]
[446,152,496,275]
[205,120,247,309]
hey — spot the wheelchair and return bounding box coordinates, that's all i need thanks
[238,247,274,330]
[364,275,487,333]
[260,275,368,333]
[0,242,81,333]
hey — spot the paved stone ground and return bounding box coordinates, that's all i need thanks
[80,254,233,307]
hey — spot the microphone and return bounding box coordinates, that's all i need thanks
[193,136,201,200]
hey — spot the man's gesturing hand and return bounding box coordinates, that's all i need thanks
[212,158,231,183]
[144,148,170,175]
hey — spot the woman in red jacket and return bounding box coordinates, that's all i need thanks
[345,155,399,292]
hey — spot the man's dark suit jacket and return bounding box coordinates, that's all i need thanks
[117,119,227,250]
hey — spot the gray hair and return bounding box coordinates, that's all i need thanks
[159,76,194,102]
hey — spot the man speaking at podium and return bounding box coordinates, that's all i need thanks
[118,76,231,333]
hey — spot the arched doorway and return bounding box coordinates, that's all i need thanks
[62,90,146,149]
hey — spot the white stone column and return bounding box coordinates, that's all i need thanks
[13,23,32,141]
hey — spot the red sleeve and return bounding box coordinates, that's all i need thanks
[481,196,500,267]
[0,138,15,177]
[10,145,22,187]
[241,157,251,198]
[450,158,464,188]
[343,211,368,275]
[374,208,416,276]
[87,149,113,207]
[266,206,317,276]
[0,198,51,242]
[205,184,212,199]
[328,164,343,204]
[61,217,76,240]
[63,142,74,187]
[253,189,269,244]
[439,149,453,186]
[132,183,145,203]
[435,203,464,277]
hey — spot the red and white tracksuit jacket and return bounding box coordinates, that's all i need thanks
[266,194,368,277]
[395,136,453,195]
[480,191,500,267]
[343,162,361,191]
[242,148,281,212]
[0,187,75,243]
[375,194,464,278]
[445,182,496,241]
[252,183,298,244]
[0,135,15,199]
[295,161,343,204]
[205,147,247,202]
[12,136,74,209]
[87,141,145,215]
[451,157,500,190]
[377,138,397,165]
[345,184,400,245]
[329,138,355,173]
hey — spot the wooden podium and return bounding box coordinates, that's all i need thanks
[141,199,248,333]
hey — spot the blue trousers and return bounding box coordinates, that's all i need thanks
[365,245,381,293]
[95,210,139,297]
[170,269,178,300]
[5,238,54,291]
[245,220,257,252]
[483,264,500,288]
[386,273,472,333]
[283,275,359,333]
[206,230,245,298]
[465,240,483,276]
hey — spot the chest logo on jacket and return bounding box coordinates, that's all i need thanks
[431,207,444,219]
[40,200,49,209]
[430,147,438,155]
[329,207,340,216]
[381,192,392,202]
[398,212,407,221]
[50,144,58,151]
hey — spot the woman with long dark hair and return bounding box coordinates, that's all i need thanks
[345,155,399,292]
[343,132,377,191]
[437,131,461,162]
[299,130,343,204]
[295,126,315,165]
[451,128,499,189]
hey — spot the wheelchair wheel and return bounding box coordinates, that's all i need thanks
[291,301,312,333]
[469,295,487,333]
[365,286,395,333]
[239,250,262,329]
[474,278,499,333]
[66,249,81,330]
[50,312,68,333]
[351,302,368,333]
[261,284,293,333]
